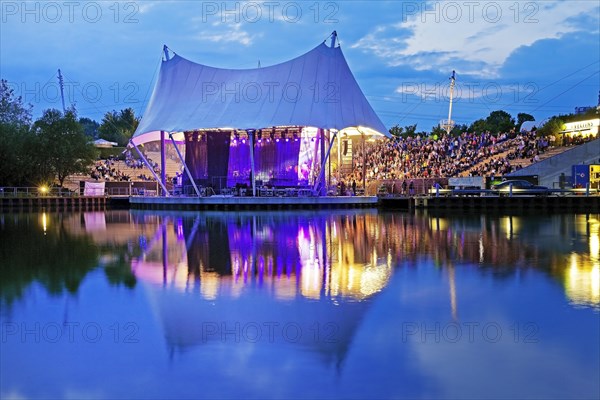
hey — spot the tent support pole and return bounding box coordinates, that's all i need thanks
[160,131,167,196]
[337,133,341,183]
[248,129,256,196]
[313,130,337,195]
[327,130,331,187]
[320,128,325,194]
[362,132,366,194]
[169,133,200,197]
[129,140,170,197]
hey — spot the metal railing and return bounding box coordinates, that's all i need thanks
[0,187,79,198]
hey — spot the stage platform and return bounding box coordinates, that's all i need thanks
[128,195,379,210]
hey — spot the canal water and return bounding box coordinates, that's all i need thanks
[1,210,598,399]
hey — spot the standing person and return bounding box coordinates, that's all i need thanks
[402,180,407,196]
[352,180,357,196]
[409,180,414,196]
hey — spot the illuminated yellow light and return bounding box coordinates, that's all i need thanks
[301,263,321,300]
[565,253,600,307]
[590,232,599,262]
[39,186,48,194]
[200,273,219,300]
[591,266,600,301]
[42,212,48,234]
[347,267,355,291]
[503,217,512,240]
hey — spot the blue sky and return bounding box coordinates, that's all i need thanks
[1,0,599,132]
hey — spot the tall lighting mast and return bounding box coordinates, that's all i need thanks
[57,69,66,113]
[440,70,456,135]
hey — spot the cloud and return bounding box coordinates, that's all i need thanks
[195,23,257,46]
[352,1,600,77]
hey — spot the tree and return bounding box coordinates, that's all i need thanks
[79,117,100,138]
[0,79,32,127]
[430,125,445,138]
[485,110,515,134]
[389,124,418,138]
[516,113,535,130]
[468,118,487,133]
[404,124,417,137]
[0,123,33,186]
[450,124,468,136]
[537,117,564,137]
[389,124,404,137]
[98,107,139,146]
[0,79,35,186]
[33,108,98,186]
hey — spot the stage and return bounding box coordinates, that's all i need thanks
[129,195,379,210]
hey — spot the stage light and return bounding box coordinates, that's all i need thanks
[39,186,48,194]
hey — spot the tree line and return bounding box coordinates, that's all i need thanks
[0,79,139,187]
[389,110,536,138]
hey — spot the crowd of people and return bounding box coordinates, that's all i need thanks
[89,154,160,182]
[340,130,558,185]
[85,129,594,189]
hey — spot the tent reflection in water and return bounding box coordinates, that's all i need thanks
[132,212,393,364]
[130,32,389,196]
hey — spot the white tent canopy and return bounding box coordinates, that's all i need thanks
[132,34,388,145]
[520,121,538,133]
[93,138,118,147]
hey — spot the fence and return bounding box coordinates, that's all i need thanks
[0,187,78,198]
[369,178,450,196]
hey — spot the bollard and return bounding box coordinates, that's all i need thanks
[509,183,513,197]
[586,183,590,197]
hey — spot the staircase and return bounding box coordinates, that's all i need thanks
[338,139,354,175]
[509,146,569,170]
[145,151,183,178]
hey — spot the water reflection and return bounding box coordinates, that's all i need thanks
[58,210,600,311]
[130,211,393,303]
[3,211,598,311]
[118,211,600,312]
[2,210,599,399]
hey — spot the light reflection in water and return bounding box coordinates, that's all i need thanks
[2,210,599,399]
[130,212,393,302]
[59,210,600,309]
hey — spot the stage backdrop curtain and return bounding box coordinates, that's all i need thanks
[206,131,230,190]
[183,132,207,186]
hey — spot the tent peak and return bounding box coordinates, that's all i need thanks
[324,31,338,48]
[163,45,175,61]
